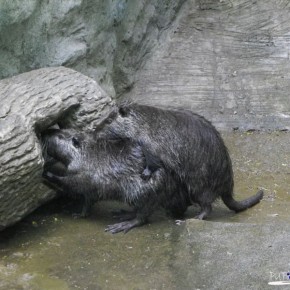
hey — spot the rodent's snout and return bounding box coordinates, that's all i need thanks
[41,129,65,144]
[41,128,60,139]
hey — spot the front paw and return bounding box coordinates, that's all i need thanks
[42,170,55,181]
[44,160,67,176]
[42,170,65,190]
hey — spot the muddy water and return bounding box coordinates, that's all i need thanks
[0,132,289,290]
[225,131,290,224]
[0,201,180,290]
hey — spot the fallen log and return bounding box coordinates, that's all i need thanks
[0,67,114,230]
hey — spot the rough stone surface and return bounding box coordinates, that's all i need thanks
[126,0,290,131]
[0,66,114,229]
[2,1,290,129]
[173,220,290,290]
[0,0,186,97]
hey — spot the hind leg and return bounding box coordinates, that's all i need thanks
[195,204,212,220]
[105,189,160,234]
[106,166,166,234]
[192,190,215,220]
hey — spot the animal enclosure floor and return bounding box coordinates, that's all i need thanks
[0,131,290,290]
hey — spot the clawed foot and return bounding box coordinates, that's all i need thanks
[105,218,145,234]
[175,219,185,225]
[111,209,136,221]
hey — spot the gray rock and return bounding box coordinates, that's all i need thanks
[0,66,114,229]
[126,0,290,131]
[0,0,186,97]
[173,219,290,290]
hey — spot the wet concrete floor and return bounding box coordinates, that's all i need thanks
[0,132,289,290]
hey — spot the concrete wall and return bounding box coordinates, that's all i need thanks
[125,0,290,130]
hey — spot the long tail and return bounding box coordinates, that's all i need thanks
[222,190,264,212]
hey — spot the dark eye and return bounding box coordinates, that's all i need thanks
[119,107,128,117]
[72,137,80,148]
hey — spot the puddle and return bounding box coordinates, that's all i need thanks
[223,131,290,224]
[0,199,181,290]
[0,132,289,289]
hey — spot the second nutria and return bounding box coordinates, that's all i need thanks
[96,102,264,219]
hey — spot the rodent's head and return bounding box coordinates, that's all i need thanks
[41,129,85,167]
[97,104,139,139]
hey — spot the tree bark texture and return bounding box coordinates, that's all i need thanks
[0,67,114,230]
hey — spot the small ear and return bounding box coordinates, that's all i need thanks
[119,106,129,117]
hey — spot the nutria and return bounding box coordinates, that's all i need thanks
[96,102,264,219]
[41,128,178,233]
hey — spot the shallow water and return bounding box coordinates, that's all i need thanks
[0,132,289,290]
[0,200,182,290]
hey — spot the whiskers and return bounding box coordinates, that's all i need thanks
[41,138,49,161]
